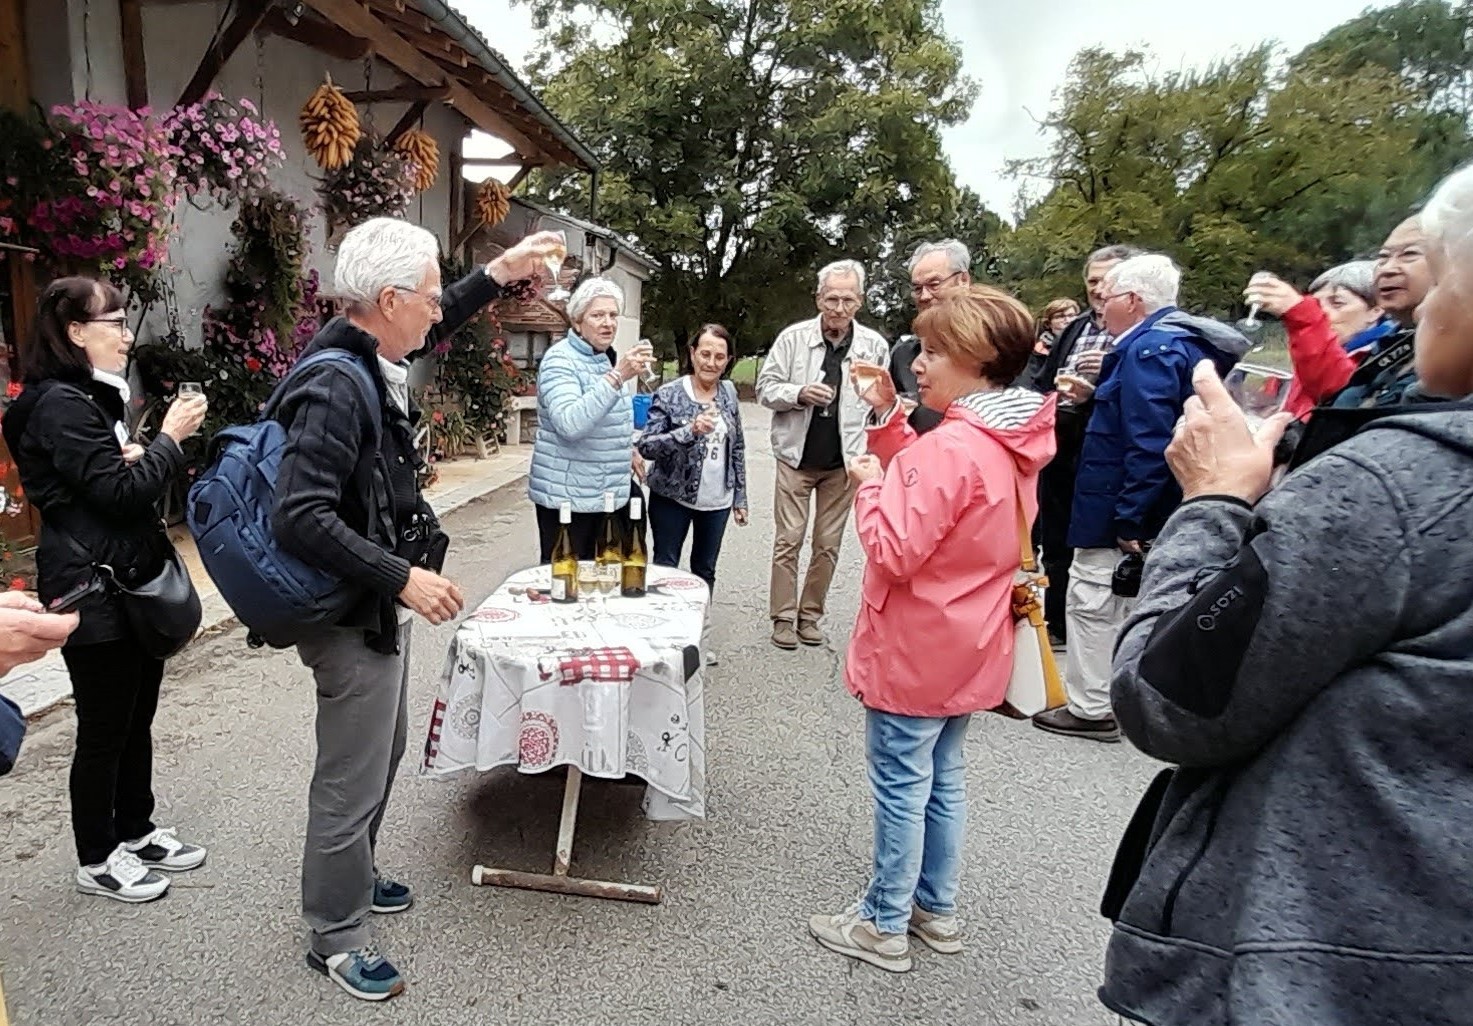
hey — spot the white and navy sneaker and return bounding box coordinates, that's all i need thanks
[76,846,170,903]
[124,828,207,871]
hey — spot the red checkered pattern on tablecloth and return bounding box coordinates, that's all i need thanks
[422,698,447,768]
[537,646,641,685]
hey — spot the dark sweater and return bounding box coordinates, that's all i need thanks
[271,267,502,651]
[1103,406,1473,1026]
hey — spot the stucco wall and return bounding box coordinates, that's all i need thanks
[34,0,466,355]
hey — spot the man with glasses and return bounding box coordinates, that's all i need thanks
[273,217,557,1001]
[757,259,890,650]
[887,240,972,434]
[1033,254,1247,742]
[1030,244,1140,648]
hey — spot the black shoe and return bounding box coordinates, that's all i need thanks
[1047,631,1067,650]
[1032,707,1120,743]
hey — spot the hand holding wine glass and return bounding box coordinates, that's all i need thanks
[1241,272,1302,318]
[486,230,567,287]
[615,341,656,383]
[849,359,895,412]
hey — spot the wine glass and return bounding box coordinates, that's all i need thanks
[637,337,660,388]
[179,381,204,400]
[1236,270,1273,342]
[540,228,570,302]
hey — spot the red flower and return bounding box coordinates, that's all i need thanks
[8,577,24,591]
[244,356,263,373]
[5,381,21,399]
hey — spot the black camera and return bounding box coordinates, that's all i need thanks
[1112,550,1148,598]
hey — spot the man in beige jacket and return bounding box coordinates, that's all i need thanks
[757,260,889,649]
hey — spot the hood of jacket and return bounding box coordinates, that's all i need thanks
[945,388,1057,479]
[1153,309,1253,371]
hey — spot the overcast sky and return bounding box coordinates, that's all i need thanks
[461,0,1387,217]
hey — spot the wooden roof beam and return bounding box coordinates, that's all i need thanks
[298,0,547,160]
[177,0,274,107]
[258,9,372,62]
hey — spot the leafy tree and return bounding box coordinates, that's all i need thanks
[997,47,1422,314]
[520,0,985,354]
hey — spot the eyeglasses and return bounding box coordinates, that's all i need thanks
[392,286,444,305]
[1100,292,1135,304]
[85,315,130,331]
[819,295,862,312]
[910,270,964,297]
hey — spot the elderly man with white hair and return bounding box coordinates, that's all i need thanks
[273,216,557,1001]
[1034,253,1250,742]
[528,277,655,559]
[757,259,889,649]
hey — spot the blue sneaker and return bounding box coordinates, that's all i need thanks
[306,944,405,1002]
[371,875,413,914]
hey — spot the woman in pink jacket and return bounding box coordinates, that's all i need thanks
[807,285,1057,972]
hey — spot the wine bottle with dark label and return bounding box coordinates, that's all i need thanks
[622,496,647,598]
[595,491,623,595]
[550,501,579,603]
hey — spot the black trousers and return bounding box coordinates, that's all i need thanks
[62,635,164,866]
[1039,406,1090,642]
[535,486,648,562]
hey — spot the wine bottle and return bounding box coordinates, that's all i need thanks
[595,491,623,595]
[550,501,579,603]
[622,496,647,598]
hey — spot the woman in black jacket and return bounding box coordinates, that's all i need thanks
[2,277,207,903]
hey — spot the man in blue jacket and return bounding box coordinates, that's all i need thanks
[1034,254,1248,742]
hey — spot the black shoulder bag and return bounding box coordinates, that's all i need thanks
[61,530,201,660]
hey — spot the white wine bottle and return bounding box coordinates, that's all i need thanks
[622,496,647,598]
[550,502,578,603]
[595,491,623,595]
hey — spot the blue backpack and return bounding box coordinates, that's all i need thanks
[186,350,381,647]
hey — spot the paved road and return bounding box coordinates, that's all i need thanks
[0,406,1158,1026]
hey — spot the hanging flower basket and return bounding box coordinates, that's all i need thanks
[318,139,416,239]
[165,94,286,205]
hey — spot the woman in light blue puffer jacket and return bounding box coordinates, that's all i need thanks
[529,277,656,560]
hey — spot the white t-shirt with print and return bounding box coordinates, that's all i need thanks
[682,378,733,512]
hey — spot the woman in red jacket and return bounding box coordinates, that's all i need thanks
[1244,261,1391,419]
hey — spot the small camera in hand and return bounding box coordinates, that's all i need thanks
[1112,550,1148,598]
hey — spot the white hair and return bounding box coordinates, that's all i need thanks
[1422,164,1473,262]
[1105,254,1181,313]
[907,240,970,277]
[816,259,865,294]
[566,276,625,324]
[334,218,440,304]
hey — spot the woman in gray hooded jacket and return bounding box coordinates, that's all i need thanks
[1101,162,1473,1026]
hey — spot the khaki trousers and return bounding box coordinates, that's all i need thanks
[769,461,855,624]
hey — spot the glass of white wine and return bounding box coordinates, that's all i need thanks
[541,228,570,302]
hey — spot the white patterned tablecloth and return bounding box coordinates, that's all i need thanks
[421,565,708,821]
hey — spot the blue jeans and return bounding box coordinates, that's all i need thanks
[648,492,731,593]
[860,710,971,935]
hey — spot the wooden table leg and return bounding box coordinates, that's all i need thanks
[470,767,663,904]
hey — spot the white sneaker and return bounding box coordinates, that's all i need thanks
[909,905,963,954]
[807,907,912,972]
[124,827,207,871]
[76,846,170,903]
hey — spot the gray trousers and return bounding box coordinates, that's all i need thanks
[297,621,411,956]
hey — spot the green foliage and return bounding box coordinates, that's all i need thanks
[428,257,527,443]
[520,0,982,352]
[997,45,1425,314]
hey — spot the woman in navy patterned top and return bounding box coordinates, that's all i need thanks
[636,325,749,596]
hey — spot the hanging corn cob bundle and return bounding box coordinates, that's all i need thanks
[475,178,511,227]
[392,129,439,192]
[299,75,361,171]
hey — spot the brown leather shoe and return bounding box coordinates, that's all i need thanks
[797,621,824,646]
[772,621,799,650]
[1032,707,1121,743]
